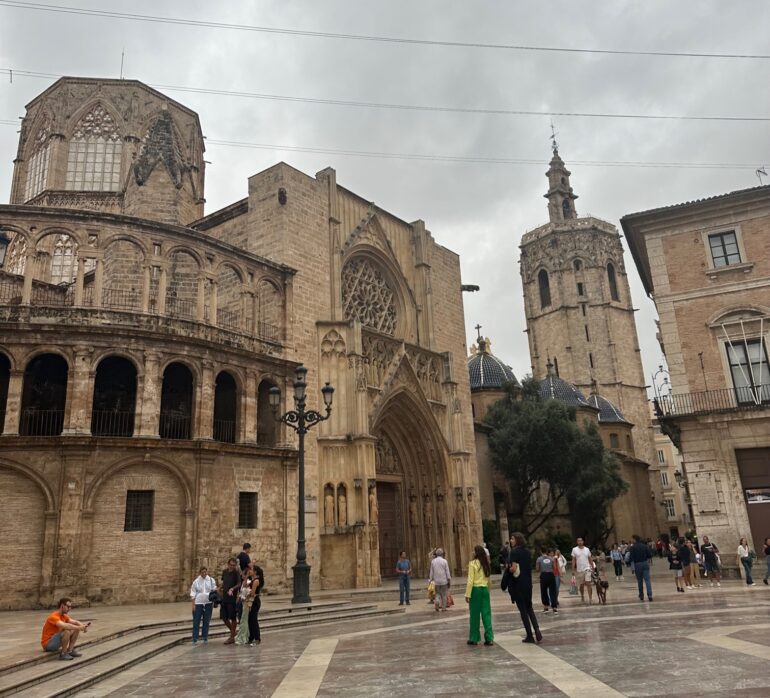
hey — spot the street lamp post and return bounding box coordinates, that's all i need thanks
[268,365,334,604]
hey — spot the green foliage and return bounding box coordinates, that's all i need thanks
[482,519,502,573]
[483,377,627,547]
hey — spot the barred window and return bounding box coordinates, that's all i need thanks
[124,490,154,531]
[708,231,741,267]
[66,105,122,192]
[238,492,258,529]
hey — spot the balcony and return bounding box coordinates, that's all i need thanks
[654,385,770,418]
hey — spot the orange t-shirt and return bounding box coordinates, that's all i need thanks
[41,611,69,649]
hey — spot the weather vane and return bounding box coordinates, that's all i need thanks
[549,120,559,153]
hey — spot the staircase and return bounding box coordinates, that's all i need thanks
[0,600,403,697]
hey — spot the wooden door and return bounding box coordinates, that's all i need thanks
[736,448,770,553]
[377,482,402,578]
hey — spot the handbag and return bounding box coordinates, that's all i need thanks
[500,568,512,592]
[427,580,436,600]
[446,593,454,607]
[569,575,578,595]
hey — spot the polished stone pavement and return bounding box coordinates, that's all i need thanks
[14,568,770,697]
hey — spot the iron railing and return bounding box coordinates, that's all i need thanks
[19,408,65,436]
[31,284,73,307]
[216,308,240,331]
[159,412,192,440]
[91,410,135,437]
[102,288,140,311]
[213,418,236,443]
[655,384,770,417]
[166,295,195,320]
[0,281,23,304]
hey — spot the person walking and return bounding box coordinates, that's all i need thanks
[465,545,494,646]
[737,537,756,586]
[629,534,653,601]
[508,532,542,644]
[395,551,412,605]
[763,537,770,585]
[571,537,594,604]
[536,547,558,615]
[610,544,624,581]
[221,557,242,644]
[429,548,451,611]
[701,536,722,586]
[678,538,693,589]
[553,548,566,604]
[190,567,217,645]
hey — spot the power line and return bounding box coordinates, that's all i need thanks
[1,0,769,60]
[1,69,768,123]
[0,121,761,170]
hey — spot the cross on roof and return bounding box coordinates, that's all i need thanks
[474,323,482,339]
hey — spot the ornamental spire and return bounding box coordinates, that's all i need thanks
[544,136,578,223]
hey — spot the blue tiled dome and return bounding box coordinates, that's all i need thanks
[468,337,518,391]
[586,394,632,424]
[538,370,593,409]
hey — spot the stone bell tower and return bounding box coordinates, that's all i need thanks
[519,144,666,529]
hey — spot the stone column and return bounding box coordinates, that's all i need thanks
[57,450,89,601]
[196,275,206,323]
[93,256,104,308]
[208,277,218,325]
[73,256,86,307]
[2,368,24,435]
[141,265,151,313]
[157,266,168,315]
[196,360,215,439]
[21,252,35,304]
[243,369,258,443]
[137,350,162,437]
[64,345,94,434]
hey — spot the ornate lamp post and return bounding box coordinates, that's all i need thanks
[268,365,334,604]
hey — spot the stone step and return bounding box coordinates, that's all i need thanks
[0,604,403,697]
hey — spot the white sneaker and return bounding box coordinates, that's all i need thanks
[749,583,757,586]
[717,582,721,587]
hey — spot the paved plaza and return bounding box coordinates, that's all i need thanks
[4,564,770,697]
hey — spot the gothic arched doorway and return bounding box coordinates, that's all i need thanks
[372,389,450,579]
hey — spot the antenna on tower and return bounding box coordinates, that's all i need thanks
[120,49,125,80]
[757,166,768,185]
[549,120,559,153]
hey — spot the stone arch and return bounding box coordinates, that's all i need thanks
[213,369,239,443]
[166,248,201,319]
[20,351,69,436]
[256,277,283,338]
[159,361,196,440]
[32,228,81,288]
[0,459,54,609]
[84,457,190,603]
[371,385,451,576]
[707,304,770,327]
[256,376,279,446]
[64,99,127,140]
[89,348,143,377]
[341,250,409,337]
[91,355,138,437]
[215,263,243,330]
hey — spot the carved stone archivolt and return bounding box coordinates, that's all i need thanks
[342,258,397,335]
[362,332,399,388]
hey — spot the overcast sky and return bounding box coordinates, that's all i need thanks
[1,1,768,389]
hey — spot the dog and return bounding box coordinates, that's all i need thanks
[591,568,609,605]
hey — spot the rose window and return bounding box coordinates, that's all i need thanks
[341,258,396,335]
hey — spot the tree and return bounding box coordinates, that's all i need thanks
[484,377,627,545]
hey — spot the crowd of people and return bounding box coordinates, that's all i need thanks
[38,532,768,659]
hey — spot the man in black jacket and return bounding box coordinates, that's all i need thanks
[507,532,542,644]
[629,534,653,601]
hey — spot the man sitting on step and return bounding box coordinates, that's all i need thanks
[41,597,90,660]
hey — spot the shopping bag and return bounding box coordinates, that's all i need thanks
[446,592,454,607]
[569,575,578,595]
[427,581,436,601]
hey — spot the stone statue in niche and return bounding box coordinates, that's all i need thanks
[337,491,347,527]
[455,496,466,526]
[369,488,379,524]
[436,495,446,527]
[409,495,419,528]
[324,490,335,528]
[423,497,433,528]
[467,491,478,526]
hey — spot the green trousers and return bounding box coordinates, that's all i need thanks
[468,586,493,643]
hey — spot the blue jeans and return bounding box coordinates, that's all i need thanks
[399,575,411,603]
[764,558,770,582]
[192,603,213,642]
[635,561,652,599]
[554,574,561,603]
[741,558,753,584]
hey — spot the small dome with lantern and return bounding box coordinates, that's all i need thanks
[467,334,518,391]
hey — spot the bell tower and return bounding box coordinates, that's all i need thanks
[519,145,665,529]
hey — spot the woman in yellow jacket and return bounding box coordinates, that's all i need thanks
[465,545,494,646]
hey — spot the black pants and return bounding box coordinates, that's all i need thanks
[539,572,557,609]
[510,585,539,639]
[248,596,261,642]
[613,560,623,577]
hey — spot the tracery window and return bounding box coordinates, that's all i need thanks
[341,258,397,335]
[5,236,27,276]
[24,124,51,201]
[50,235,77,285]
[66,104,122,191]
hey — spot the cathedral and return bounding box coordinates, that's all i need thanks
[0,77,480,609]
[473,144,663,544]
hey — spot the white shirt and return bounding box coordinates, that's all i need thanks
[430,556,451,585]
[190,575,216,605]
[572,546,592,572]
[737,545,750,558]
